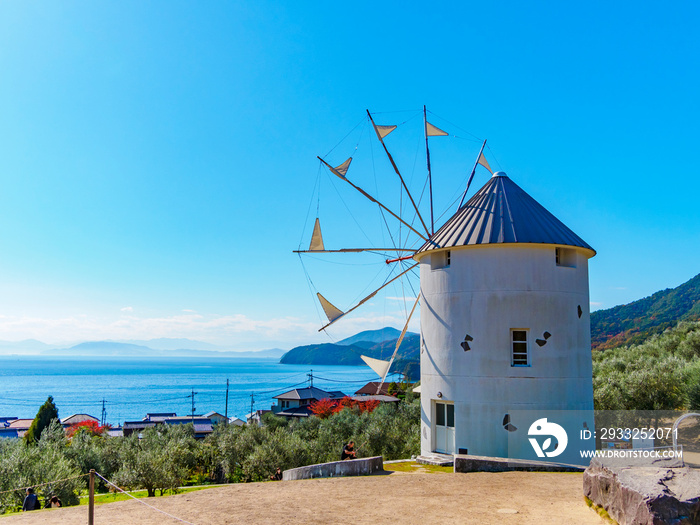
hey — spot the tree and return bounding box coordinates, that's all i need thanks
[25,396,59,445]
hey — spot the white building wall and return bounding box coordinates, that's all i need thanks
[417,244,594,457]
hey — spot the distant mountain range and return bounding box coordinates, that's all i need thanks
[279,328,419,379]
[591,272,700,350]
[0,338,285,358]
[42,341,286,358]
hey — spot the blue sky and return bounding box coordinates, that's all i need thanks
[0,1,698,349]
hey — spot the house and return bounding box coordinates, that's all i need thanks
[61,414,99,427]
[8,419,34,438]
[203,411,228,425]
[350,395,400,404]
[162,417,214,439]
[271,386,346,419]
[143,412,177,422]
[122,421,157,437]
[246,409,271,426]
[355,382,408,397]
[107,427,124,437]
[228,417,245,427]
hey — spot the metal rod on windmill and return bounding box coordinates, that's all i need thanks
[315,156,427,241]
[423,106,449,236]
[366,110,431,238]
[317,262,419,332]
[458,139,491,209]
[360,294,420,395]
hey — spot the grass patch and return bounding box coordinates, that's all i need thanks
[584,496,617,524]
[79,486,211,507]
[383,461,452,474]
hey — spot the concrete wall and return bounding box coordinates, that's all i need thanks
[282,456,384,481]
[417,244,594,458]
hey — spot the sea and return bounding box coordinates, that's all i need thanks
[0,356,390,426]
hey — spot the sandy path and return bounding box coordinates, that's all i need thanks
[1,471,601,525]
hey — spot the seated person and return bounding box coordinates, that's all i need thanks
[341,441,356,460]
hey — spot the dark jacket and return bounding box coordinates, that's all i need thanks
[22,493,39,511]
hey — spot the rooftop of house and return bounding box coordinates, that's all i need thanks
[8,419,33,429]
[354,382,399,396]
[143,412,177,422]
[273,386,346,401]
[61,414,99,425]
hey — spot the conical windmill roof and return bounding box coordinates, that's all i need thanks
[416,172,595,256]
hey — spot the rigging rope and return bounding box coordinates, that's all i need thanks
[0,474,88,496]
[95,472,199,525]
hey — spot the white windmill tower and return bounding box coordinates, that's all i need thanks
[413,171,596,459]
[297,110,595,463]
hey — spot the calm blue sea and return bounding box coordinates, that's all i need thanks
[0,356,389,425]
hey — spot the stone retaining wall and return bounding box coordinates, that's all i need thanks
[282,456,384,481]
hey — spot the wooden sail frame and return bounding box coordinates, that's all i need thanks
[317,262,419,332]
[317,156,428,242]
[366,110,431,238]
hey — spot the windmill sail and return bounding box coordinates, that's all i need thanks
[426,122,448,136]
[333,158,352,178]
[360,355,391,379]
[309,218,324,251]
[373,124,397,140]
[317,293,344,323]
[477,151,493,173]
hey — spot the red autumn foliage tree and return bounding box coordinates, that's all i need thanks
[309,397,337,419]
[309,397,380,419]
[66,420,111,438]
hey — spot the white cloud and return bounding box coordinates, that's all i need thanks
[120,306,134,313]
[0,311,324,350]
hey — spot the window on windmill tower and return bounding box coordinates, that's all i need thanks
[511,329,529,366]
[555,247,576,268]
[431,250,451,270]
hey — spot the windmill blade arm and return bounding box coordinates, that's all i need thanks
[377,294,420,393]
[318,263,419,332]
[317,156,428,242]
[366,110,431,238]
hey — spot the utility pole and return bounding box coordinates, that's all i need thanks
[225,378,229,420]
[190,389,197,426]
[249,393,255,425]
[100,399,107,427]
[308,369,313,388]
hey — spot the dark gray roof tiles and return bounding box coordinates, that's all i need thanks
[417,172,594,255]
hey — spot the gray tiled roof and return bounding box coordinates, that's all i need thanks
[417,172,594,255]
[273,386,346,401]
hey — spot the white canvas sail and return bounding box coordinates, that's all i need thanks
[426,122,448,136]
[360,355,391,379]
[333,158,352,178]
[317,293,344,323]
[373,123,397,140]
[478,152,493,173]
[309,218,324,251]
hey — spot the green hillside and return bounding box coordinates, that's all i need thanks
[591,273,700,350]
[279,334,420,378]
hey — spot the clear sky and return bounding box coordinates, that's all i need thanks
[0,1,698,350]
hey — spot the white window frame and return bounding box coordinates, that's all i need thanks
[511,329,530,367]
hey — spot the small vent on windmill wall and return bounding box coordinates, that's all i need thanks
[555,247,576,268]
[431,250,450,270]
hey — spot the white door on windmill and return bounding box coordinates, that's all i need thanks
[434,402,455,454]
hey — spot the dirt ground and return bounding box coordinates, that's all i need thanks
[1,470,602,525]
